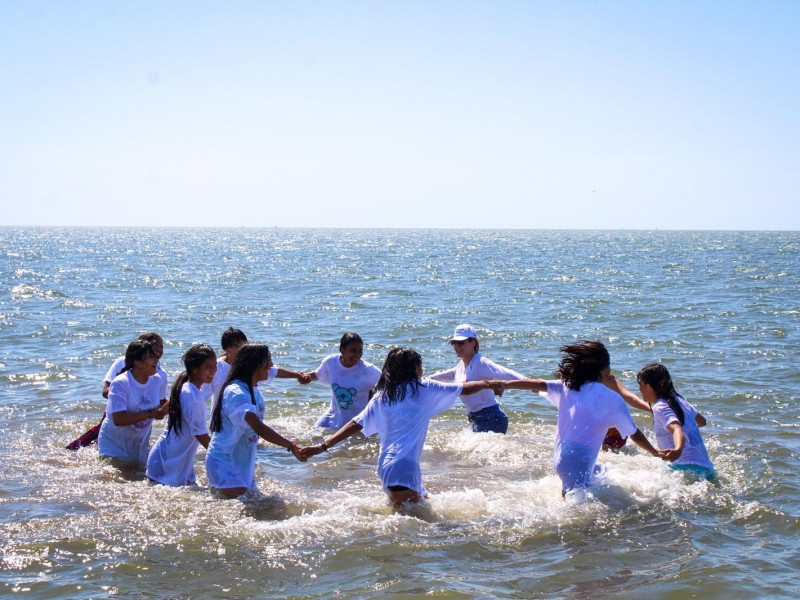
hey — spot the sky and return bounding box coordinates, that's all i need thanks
[1,1,798,230]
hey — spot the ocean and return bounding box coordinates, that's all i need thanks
[1,227,798,599]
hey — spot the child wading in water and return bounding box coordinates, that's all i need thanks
[637,362,716,480]
[146,344,217,486]
[503,341,660,496]
[98,339,169,467]
[300,347,504,508]
[205,343,305,499]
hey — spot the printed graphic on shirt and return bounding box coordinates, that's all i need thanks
[332,383,357,410]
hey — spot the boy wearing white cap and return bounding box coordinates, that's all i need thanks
[428,324,525,433]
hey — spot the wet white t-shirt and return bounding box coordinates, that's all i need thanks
[354,379,463,496]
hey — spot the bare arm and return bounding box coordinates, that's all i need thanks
[461,380,505,396]
[102,381,111,399]
[195,433,211,449]
[110,409,156,426]
[299,420,364,459]
[695,412,707,427]
[496,378,547,393]
[658,422,685,462]
[276,368,306,382]
[629,429,660,457]
[244,412,306,461]
[603,374,651,413]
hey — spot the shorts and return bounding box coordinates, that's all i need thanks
[670,463,717,481]
[468,404,509,434]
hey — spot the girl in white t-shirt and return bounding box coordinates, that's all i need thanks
[146,344,218,486]
[98,339,170,467]
[205,343,306,499]
[300,332,381,429]
[503,341,660,496]
[636,362,716,480]
[300,347,503,508]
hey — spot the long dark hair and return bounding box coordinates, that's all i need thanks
[210,343,271,433]
[119,340,157,376]
[374,347,422,406]
[557,340,610,391]
[637,362,685,425]
[168,344,216,435]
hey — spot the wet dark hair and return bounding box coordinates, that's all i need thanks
[374,347,422,406]
[221,327,248,351]
[210,343,271,433]
[637,362,685,425]
[339,332,363,353]
[119,340,158,376]
[557,340,610,391]
[168,344,217,436]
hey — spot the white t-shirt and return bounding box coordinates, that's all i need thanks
[429,353,524,413]
[353,378,463,496]
[98,370,165,466]
[541,380,638,491]
[105,356,168,400]
[146,381,209,486]
[313,354,381,429]
[205,380,268,491]
[652,397,714,470]
[205,362,278,422]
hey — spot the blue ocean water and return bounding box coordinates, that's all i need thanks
[1,227,798,598]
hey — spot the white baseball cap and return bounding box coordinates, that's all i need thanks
[449,324,477,342]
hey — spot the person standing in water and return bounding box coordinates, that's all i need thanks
[428,324,524,434]
[146,344,217,486]
[637,362,716,480]
[206,343,305,499]
[502,341,660,496]
[300,347,504,508]
[98,339,169,467]
[299,332,381,429]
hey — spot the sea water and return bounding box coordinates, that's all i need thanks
[1,227,798,599]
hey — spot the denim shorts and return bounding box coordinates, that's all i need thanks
[467,404,509,434]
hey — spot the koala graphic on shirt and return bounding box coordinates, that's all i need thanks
[332,383,357,410]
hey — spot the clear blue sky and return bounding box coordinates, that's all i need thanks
[1,1,798,229]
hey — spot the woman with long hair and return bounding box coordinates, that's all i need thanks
[146,344,217,486]
[503,341,660,496]
[637,362,715,480]
[301,347,503,508]
[98,339,169,466]
[205,343,305,499]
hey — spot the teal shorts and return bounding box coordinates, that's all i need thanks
[670,463,717,481]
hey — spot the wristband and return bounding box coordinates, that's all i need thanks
[286,442,296,452]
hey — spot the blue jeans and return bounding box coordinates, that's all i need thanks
[468,404,508,434]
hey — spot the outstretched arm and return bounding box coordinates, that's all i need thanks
[629,429,660,457]
[299,420,364,459]
[603,373,651,413]
[244,412,306,461]
[496,378,547,393]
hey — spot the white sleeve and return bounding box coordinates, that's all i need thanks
[107,377,131,414]
[104,357,124,383]
[542,381,563,408]
[353,397,379,436]
[184,393,209,437]
[226,388,260,428]
[477,358,525,380]
[428,367,457,382]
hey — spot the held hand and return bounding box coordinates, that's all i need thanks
[486,380,505,397]
[298,445,326,460]
[289,444,308,462]
[153,400,169,420]
[297,373,314,385]
[659,448,682,462]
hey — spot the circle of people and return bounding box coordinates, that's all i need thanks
[82,324,716,507]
